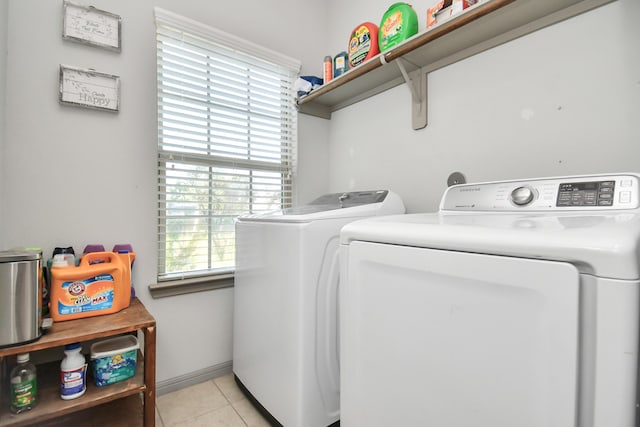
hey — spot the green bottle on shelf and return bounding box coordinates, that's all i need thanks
[9,353,38,414]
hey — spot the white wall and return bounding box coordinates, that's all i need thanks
[1,0,329,385]
[326,0,640,213]
[0,2,7,240]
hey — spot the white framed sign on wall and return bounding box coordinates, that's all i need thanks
[62,1,121,51]
[59,65,120,112]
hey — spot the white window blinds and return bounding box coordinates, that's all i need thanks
[155,8,300,281]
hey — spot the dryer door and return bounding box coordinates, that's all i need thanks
[340,241,580,427]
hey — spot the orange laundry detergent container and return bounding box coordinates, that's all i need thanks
[50,251,135,322]
[348,22,380,68]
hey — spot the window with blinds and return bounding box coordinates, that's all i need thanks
[155,9,300,284]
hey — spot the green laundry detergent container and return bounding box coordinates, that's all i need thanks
[379,2,419,52]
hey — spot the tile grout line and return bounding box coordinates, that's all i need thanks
[155,401,166,427]
[212,377,250,427]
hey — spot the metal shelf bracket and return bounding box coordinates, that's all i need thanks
[395,58,428,130]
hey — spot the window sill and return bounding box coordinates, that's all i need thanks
[148,273,234,298]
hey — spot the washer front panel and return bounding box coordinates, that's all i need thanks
[340,241,580,427]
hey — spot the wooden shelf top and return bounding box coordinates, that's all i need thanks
[0,298,155,357]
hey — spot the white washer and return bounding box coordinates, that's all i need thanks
[340,173,640,427]
[233,190,405,427]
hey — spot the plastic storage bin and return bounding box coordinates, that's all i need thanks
[90,335,139,386]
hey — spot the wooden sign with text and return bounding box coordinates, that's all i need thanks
[59,65,120,112]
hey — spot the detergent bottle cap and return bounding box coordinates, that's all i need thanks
[83,244,105,254]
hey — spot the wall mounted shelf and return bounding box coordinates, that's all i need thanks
[297,0,616,129]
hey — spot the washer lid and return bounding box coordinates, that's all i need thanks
[237,190,405,223]
[340,210,640,280]
[342,174,640,279]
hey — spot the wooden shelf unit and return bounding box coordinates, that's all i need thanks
[0,298,156,427]
[297,0,616,129]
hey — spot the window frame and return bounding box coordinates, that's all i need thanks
[151,8,300,298]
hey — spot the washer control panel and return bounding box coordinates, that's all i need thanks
[441,174,640,211]
[556,180,618,207]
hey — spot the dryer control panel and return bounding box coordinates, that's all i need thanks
[440,174,640,212]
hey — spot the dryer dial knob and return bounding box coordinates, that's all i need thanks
[511,186,535,206]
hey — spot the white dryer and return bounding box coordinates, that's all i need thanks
[233,190,405,427]
[340,173,640,427]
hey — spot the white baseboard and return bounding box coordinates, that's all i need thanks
[156,360,233,396]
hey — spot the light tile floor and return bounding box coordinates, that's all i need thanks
[155,373,272,427]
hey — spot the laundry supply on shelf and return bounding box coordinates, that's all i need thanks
[60,343,87,400]
[295,75,323,97]
[348,22,380,68]
[112,244,136,299]
[379,2,418,52]
[49,251,134,322]
[9,353,38,414]
[428,0,479,28]
[333,51,349,77]
[90,335,139,387]
[324,55,333,83]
